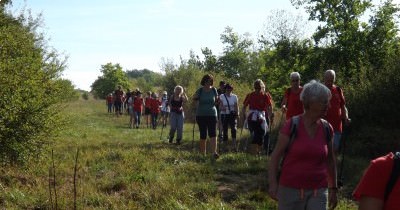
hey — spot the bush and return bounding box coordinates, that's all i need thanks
[0,10,73,164]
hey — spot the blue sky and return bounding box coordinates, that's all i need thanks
[8,0,396,91]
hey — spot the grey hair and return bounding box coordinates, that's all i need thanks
[290,72,301,80]
[325,69,336,81]
[300,80,331,109]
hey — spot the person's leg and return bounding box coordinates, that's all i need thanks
[207,116,218,158]
[176,113,184,144]
[169,112,178,143]
[248,121,263,155]
[230,115,238,151]
[197,116,207,155]
[306,188,328,210]
[278,185,307,210]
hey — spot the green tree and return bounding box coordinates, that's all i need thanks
[91,63,130,99]
[219,26,254,80]
[0,7,75,164]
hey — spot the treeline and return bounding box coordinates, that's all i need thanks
[92,0,400,159]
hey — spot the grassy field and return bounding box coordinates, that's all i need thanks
[0,97,359,209]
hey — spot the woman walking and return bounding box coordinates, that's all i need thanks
[168,86,188,144]
[193,74,219,159]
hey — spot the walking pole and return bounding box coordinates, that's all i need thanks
[338,119,351,188]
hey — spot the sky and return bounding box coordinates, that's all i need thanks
[8,0,398,91]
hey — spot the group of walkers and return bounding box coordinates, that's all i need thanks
[105,69,397,210]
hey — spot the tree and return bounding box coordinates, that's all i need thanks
[0,7,75,164]
[91,63,130,99]
[219,26,254,81]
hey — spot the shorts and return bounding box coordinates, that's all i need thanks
[196,116,217,139]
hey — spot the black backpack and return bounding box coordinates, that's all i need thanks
[384,152,400,201]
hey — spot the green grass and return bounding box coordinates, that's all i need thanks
[0,98,360,209]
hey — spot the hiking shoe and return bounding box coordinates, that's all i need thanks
[213,153,220,160]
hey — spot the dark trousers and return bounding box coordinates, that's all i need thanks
[221,114,237,142]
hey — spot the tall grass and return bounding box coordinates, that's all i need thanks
[0,97,358,209]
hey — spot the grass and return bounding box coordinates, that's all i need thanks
[0,97,361,209]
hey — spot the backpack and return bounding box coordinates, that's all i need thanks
[285,115,332,155]
[384,152,400,201]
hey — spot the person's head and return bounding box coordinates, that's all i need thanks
[147,91,152,96]
[200,74,214,86]
[324,69,336,88]
[152,92,158,98]
[117,85,122,90]
[225,83,233,94]
[174,85,183,95]
[290,72,301,87]
[137,91,142,97]
[253,79,265,92]
[219,81,226,88]
[301,80,332,117]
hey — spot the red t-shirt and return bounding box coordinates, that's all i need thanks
[325,85,345,132]
[150,98,161,114]
[353,153,400,210]
[114,90,124,102]
[133,97,143,112]
[284,87,304,120]
[106,95,113,104]
[243,91,272,111]
[145,97,152,108]
[279,116,334,189]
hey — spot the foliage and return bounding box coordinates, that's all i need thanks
[90,63,130,99]
[0,9,74,164]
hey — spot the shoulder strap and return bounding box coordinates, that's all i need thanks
[385,152,400,201]
[320,119,332,143]
[212,87,218,96]
[224,94,231,112]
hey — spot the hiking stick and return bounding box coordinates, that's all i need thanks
[338,119,351,188]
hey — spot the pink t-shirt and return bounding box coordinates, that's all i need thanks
[279,116,333,189]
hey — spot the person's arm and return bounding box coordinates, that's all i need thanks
[281,90,288,113]
[327,126,338,210]
[358,196,384,210]
[268,131,290,201]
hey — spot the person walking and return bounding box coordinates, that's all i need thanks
[106,93,114,113]
[323,69,350,153]
[268,80,338,210]
[219,83,239,152]
[281,72,304,120]
[241,79,274,155]
[114,85,124,116]
[168,85,188,144]
[133,91,144,128]
[193,74,219,159]
[144,91,152,128]
[160,91,170,128]
[150,92,161,129]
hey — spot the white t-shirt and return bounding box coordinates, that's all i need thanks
[220,93,238,115]
[161,96,170,112]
